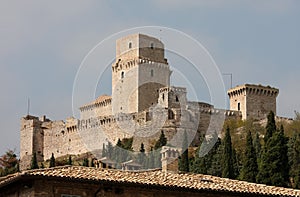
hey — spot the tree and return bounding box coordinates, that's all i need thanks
[138,143,146,167]
[253,131,262,161]
[107,141,113,159]
[102,143,106,157]
[30,152,39,169]
[0,149,19,175]
[191,135,208,174]
[240,131,258,182]
[265,111,276,143]
[179,131,189,172]
[49,153,55,168]
[83,158,89,167]
[257,124,289,187]
[146,147,155,169]
[221,127,234,179]
[288,132,300,188]
[154,131,167,150]
[68,155,72,165]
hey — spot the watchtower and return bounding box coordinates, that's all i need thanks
[227,84,279,120]
[112,34,171,114]
[20,115,47,170]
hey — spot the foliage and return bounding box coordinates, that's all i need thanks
[288,131,300,188]
[49,153,55,168]
[154,131,167,150]
[138,143,146,167]
[83,158,89,167]
[240,131,258,182]
[265,111,276,143]
[68,155,72,165]
[0,149,19,176]
[179,131,189,172]
[30,152,39,169]
[102,143,106,157]
[221,127,234,179]
[257,122,289,187]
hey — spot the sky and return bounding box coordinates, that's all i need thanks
[1,0,300,156]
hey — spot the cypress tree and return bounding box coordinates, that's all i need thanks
[269,125,289,186]
[265,111,276,143]
[107,141,113,159]
[288,132,300,188]
[253,131,262,161]
[192,136,208,174]
[207,138,222,177]
[68,155,72,165]
[49,153,55,168]
[179,131,189,172]
[240,131,258,182]
[138,143,146,167]
[154,131,167,150]
[258,124,289,187]
[30,152,39,169]
[147,147,155,169]
[221,127,234,178]
[102,143,106,157]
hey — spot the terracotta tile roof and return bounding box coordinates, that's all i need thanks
[1,166,300,196]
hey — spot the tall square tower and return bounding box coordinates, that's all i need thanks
[112,34,171,114]
[227,84,279,120]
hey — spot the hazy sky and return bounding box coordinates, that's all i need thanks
[1,1,300,156]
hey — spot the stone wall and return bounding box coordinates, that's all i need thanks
[228,84,279,120]
[20,116,45,170]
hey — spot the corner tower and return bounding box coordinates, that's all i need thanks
[112,34,171,114]
[227,84,279,120]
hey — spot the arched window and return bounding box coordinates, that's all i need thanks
[162,93,165,101]
[150,43,154,49]
[238,102,240,111]
[175,96,179,102]
[121,71,124,79]
[151,69,154,77]
[128,42,132,49]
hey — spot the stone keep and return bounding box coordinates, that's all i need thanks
[21,33,280,171]
[112,34,171,114]
[227,84,279,120]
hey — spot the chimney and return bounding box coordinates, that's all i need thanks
[161,146,180,172]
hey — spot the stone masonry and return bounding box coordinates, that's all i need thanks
[20,33,278,170]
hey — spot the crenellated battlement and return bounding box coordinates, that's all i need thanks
[20,33,281,171]
[228,84,279,98]
[228,84,279,120]
[112,57,169,73]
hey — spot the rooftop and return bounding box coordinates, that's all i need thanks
[0,166,299,196]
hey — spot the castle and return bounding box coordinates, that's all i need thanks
[20,34,279,170]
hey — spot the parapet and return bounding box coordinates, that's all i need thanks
[227,84,279,98]
[79,95,112,112]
